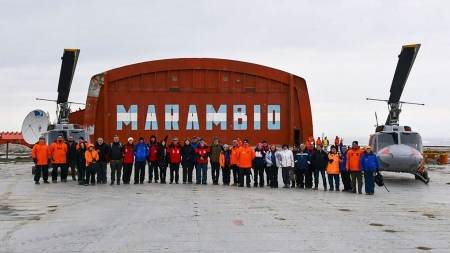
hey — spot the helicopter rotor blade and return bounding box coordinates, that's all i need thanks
[388,44,420,104]
[57,49,80,104]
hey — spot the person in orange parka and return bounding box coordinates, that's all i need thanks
[85,144,99,186]
[316,137,322,145]
[327,145,341,191]
[236,139,256,188]
[229,140,241,186]
[32,136,50,184]
[237,138,243,147]
[49,134,68,183]
[346,141,364,194]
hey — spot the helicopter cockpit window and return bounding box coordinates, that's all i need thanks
[70,130,88,142]
[400,133,422,152]
[377,132,398,150]
[47,131,68,144]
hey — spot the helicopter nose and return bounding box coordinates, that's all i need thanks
[378,145,422,171]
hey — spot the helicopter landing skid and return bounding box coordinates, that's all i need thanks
[414,171,430,184]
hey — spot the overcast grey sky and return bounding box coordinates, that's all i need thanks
[1,0,449,143]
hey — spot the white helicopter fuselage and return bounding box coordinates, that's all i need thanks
[369,125,423,173]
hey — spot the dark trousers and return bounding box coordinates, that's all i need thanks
[350,171,363,193]
[182,164,194,183]
[231,164,239,184]
[222,163,231,185]
[295,169,307,187]
[160,166,167,183]
[67,159,76,179]
[122,163,133,183]
[364,170,375,194]
[196,163,208,184]
[97,161,107,183]
[170,163,180,183]
[86,171,96,184]
[134,161,146,183]
[314,168,327,188]
[34,165,49,182]
[77,165,86,183]
[328,174,340,189]
[110,161,123,183]
[305,168,314,188]
[253,164,265,187]
[281,167,291,186]
[341,170,352,190]
[148,161,159,181]
[211,162,220,184]
[238,168,251,187]
[269,165,278,188]
[265,167,271,186]
[52,163,67,181]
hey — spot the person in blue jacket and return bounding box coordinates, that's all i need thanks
[294,143,310,188]
[133,137,150,184]
[360,145,380,195]
[339,142,352,192]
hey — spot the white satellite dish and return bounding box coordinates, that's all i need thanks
[21,109,50,144]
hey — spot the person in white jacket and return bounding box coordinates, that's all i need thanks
[279,144,294,188]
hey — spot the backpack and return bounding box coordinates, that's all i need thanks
[374,172,384,186]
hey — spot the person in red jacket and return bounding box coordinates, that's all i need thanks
[237,139,256,188]
[195,138,210,185]
[167,137,182,184]
[346,141,364,194]
[122,137,135,184]
[147,135,159,183]
[32,136,50,184]
[49,134,68,183]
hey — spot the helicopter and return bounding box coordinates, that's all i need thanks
[22,48,90,147]
[366,44,429,184]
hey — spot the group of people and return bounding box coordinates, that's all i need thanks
[31,134,380,194]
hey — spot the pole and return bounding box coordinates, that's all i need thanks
[6,141,9,159]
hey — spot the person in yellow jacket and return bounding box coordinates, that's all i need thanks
[323,137,330,151]
[49,134,68,183]
[32,136,50,184]
[85,144,100,186]
[327,145,341,191]
[236,139,256,188]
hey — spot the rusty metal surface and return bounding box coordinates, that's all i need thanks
[76,58,313,144]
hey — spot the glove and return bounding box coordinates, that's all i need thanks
[376,169,379,173]
[33,158,37,164]
[47,158,51,164]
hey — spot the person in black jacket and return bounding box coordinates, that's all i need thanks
[181,138,195,184]
[94,137,109,184]
[108,135,124,185]
[157,140,170,184]
[65,136,78,181]
[311,144,328,191]
[75,142,87,185]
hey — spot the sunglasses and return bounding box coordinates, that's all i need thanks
[173,140,178,142]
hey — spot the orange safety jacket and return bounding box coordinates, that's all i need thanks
[85,149,99,167]
[230,146,241,165]
[327,153,340,174]
[32,142,50,165]
[236,146,256,169]
[346,147,364,171]
[50,141,68,164]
